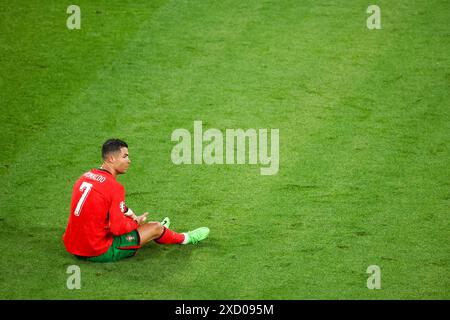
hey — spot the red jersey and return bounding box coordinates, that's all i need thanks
[63,168,138,257]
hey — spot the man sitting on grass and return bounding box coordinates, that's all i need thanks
[63,138,209,262]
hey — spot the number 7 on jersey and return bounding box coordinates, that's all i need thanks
[74,182,93,216]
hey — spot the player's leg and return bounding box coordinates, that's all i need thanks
[136,217,170,245]
[155,223,210,245]
[137,220,210,245]
[136,222,165,245]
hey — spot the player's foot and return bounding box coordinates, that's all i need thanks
[184,227,210,244]
[161,217,170,229]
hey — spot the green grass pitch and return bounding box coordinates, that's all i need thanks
[0,0,449,299]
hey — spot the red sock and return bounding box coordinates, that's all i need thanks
[155,227,185,244]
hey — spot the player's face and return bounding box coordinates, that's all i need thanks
[113,147,131,174]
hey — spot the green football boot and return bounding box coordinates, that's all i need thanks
[185,227,210,244]
[161,217,171,229]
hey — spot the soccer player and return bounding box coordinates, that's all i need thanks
[63,138,209,262]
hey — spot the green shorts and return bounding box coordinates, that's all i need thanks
[75,230,141,263]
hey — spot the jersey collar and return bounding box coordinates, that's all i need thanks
[95,167,113,176]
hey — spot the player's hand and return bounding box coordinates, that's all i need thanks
[135,212,149,225]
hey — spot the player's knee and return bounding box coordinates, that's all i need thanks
[148,221,164,237]
[137,222,164,245]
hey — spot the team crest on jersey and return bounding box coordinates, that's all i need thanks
[126,235,135,242]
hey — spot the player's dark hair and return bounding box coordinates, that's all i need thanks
[102,139,128,160]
